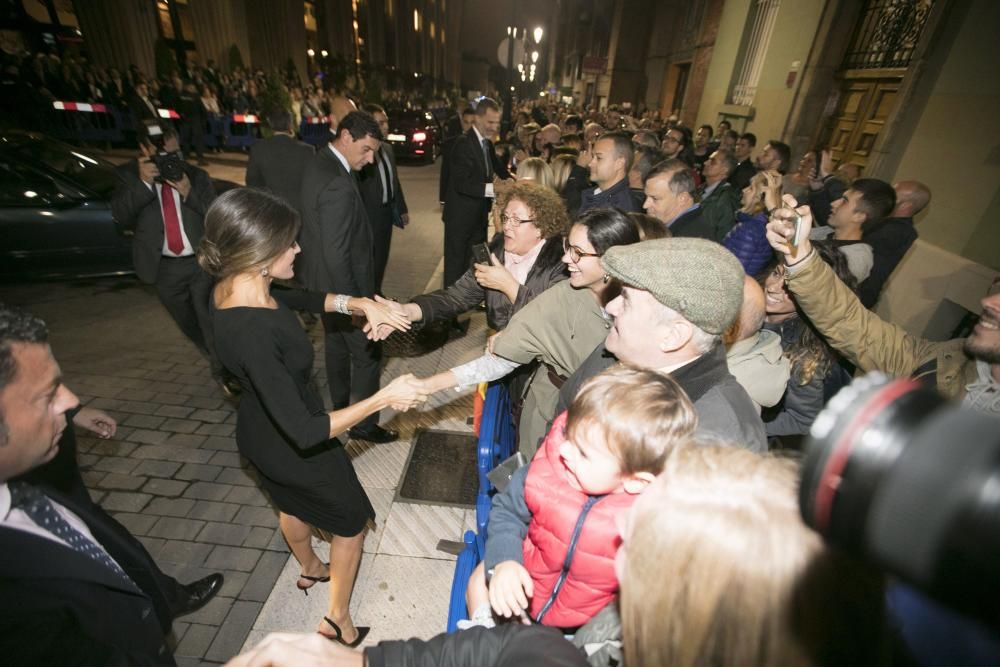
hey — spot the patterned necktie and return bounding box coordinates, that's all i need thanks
[8,481,138,590]
[160,182,185,255]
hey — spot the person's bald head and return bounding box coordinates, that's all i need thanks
[891,180,931,218]
[329,96,358,131]
[724,275,767,346]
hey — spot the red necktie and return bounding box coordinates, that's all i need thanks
[160,182,185,255]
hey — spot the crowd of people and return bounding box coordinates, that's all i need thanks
[1,49,998,666]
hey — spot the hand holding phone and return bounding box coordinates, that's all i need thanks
[471,242,493,266]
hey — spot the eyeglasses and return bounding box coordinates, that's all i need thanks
[501,214,537,227]
[563,237,601,262]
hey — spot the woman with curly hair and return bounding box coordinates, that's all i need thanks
[401,181,570,332]
[761,241,856,437]
[722,169,782,276]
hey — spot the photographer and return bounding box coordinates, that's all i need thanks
[766,195,999,413]
[111,125,233,396]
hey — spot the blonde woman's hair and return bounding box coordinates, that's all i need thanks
[621,445,887,667]
[565,366,697,476]
[515,157,554,191]
[741,169,783,216]
[550,153,576,193]
[496,181,571,240]
[198,188,300,279]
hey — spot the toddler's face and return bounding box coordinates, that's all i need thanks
[558,421,626,495]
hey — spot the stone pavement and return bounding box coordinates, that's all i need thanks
[1,153,486,664]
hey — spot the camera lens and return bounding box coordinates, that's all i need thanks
[800,373,1000,629]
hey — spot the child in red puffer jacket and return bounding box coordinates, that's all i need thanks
[462,366,697,630]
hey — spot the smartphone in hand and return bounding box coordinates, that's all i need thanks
[471,242,493,265]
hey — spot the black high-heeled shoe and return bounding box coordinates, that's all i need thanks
[319,616,370,647]
[296,567,330,596]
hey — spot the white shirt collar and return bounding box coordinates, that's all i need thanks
[0,483,11,519]
[473,125,486,144]
[328,144,352,173]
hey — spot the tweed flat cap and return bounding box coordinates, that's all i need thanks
[601,238,744,334]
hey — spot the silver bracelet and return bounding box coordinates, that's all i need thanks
[333,294,351,315]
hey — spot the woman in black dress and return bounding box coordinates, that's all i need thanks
[198,189,423,646]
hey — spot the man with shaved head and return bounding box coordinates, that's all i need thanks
[857,180,931,308]
[724,275,790,413]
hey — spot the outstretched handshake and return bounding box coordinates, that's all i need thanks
[349,295,435,413]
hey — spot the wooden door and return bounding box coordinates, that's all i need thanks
[823,75,901,171]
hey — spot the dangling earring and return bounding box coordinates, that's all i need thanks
[261,267,269,277]
[602,273,611,284]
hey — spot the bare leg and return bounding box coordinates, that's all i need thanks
[318,530,366,642]
[466,562,490,612]
[279,512,327,583]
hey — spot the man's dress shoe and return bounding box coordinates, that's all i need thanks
[172,573,224,617]
[348,424,399,444]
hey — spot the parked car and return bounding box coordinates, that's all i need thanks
[384,110,442,164]
[0,131,237,280]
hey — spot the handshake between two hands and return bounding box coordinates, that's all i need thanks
[358,295,419,342]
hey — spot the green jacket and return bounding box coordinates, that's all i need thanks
[785,251,977,400]
[493,280,611,456]
[698,180,740,241]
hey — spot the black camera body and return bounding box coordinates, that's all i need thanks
[150,151,185,183]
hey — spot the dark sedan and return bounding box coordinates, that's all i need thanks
[384,110,442,164]
[0,131,237,281]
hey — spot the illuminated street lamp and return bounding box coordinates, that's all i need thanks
[531,50,539,63]
[533,27,543,43]
[307,48,315,57]
[321,49,329,57]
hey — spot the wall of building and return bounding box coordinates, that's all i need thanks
[697,0,827,137]
[880,0,999,272]
[74,0,159,77]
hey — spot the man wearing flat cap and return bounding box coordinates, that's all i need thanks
[555,237,767,452]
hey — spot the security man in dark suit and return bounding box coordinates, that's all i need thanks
[246,109,316,214]
[299,111,397,443]
[359,103,409,295]
[441,97,508,288]
[0,306,174,665]
[111,125,234,396]
[438,105,477,206]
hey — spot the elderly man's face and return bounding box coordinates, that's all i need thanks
[643,172,686,224]
[605,285,672,368]
[0,343,79,481]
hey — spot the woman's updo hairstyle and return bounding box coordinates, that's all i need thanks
[198,188,301,279]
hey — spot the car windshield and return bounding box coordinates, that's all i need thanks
[5,135,117,198]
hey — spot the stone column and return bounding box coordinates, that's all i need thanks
[245,0,309,81]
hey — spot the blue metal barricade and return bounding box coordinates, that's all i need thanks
[299,116,331,147]
[445,382,517,631]
[226,113,261,149]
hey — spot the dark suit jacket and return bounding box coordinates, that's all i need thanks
[0,486,173,666]
[442,128,501,229]
[858,216,918,308]
[111,160,216,284]
[359,144,408,224]
[18,424,179,634]
[127,93,160,125]
[299,147,375,296]
[728,159,757,192]
[669,205,715,240]
[246,133,316,214]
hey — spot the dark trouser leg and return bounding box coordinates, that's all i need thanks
[322,313,382,428]
[371,207,393,294]
[443,218,487,288]
[155,257,222,377]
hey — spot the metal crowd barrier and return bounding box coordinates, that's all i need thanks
[49,101,123,144]
[445,382,517,632]
[299,116,331,147]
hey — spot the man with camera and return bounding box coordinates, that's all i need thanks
[766,196,999,414]
[111,126,233,396]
